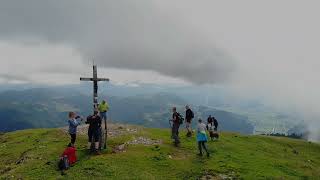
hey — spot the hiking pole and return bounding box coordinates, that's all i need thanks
[104,116,107,149]
[169,119,174,140]
[169,119,173,128]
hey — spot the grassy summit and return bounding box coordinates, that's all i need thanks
[0,125,319,179]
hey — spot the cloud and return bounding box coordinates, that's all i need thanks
[0,42,192,85]
[0,0,235,84]
[0,73,30,83]
[0,41,84,85]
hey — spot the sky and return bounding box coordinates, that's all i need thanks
[0,0,320,139]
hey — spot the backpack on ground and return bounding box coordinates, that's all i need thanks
[58,156,69,171]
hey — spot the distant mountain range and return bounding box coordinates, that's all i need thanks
[0,87,254,134]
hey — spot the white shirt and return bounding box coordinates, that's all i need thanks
[197,122,207,133]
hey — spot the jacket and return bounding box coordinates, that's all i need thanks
[185,109,194,121]
[86,115,102,130]
[98,102,109,112]
[197,123,208,142]
[62,147,77,165]
[68,118,81,134]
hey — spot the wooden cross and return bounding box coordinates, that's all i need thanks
[80,65,109,111]
[80,64,109,149]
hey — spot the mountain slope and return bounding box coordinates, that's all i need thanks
[0,89,254,134]
[0,126,319,179]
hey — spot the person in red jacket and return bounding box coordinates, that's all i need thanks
[61,143,77,165]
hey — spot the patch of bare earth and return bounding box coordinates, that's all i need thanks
[200,174,234,180]
[61,123,162,153]
[200,170,236,180]
[113,137,163,153]
[60,123,139,137]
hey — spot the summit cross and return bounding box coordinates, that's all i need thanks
[80,64,109,149]
[80,64,109,111]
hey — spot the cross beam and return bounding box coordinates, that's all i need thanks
[80,65,109,111]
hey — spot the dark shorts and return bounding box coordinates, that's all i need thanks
[88,128,100,142]
[186,118,192,123]
[100,112,107,120]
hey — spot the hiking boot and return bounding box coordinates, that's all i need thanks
[186,132,192,137]
[197,153,203,157]
[95,149,101,155]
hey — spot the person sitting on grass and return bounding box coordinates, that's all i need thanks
[59,143,77,175]
[197,119,210,157]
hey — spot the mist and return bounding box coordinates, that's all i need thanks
[0,0,320,140]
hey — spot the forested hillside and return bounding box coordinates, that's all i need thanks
[0,88,254,134]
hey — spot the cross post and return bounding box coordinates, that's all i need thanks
[80,64,109,149]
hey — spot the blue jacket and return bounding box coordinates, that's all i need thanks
[68,118,81,134]
[197,131,208,142]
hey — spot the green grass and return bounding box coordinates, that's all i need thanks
[0,127,319,179]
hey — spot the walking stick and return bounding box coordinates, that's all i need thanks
[169,119,173,128]
[104,116,107,149]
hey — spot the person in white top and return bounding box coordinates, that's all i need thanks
[196,119,210,157]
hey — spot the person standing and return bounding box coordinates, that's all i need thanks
[68,112,82,146]
[197,119,210,157]
[207,115,213,130]
[213,116,219,131]
[171,107,182,146]
[185,105,194,137]
[98,100,109,121]
[86,111,102,154]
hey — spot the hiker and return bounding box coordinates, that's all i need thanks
[207,121,219,140]
[86,111,102,154]
[98,100,109,121]
[207,115,219,140]
[207,115,213,130]
[58,143,77,175]
[68,112,82,146]
[62,143,77,165]
[213,116,219,131]
[185,105,194,137]
[197,119,210,157]
[171,107,183,146]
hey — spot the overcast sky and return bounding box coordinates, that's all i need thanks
[1,0,320,137]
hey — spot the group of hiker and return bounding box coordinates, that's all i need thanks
[59,101,218,173]
[59,100,109,174]
[170,105,219,157]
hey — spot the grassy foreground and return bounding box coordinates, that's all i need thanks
[0,126,319,179]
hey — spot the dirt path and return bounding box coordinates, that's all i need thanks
[61,123,163,153]
[61,123,139,137]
